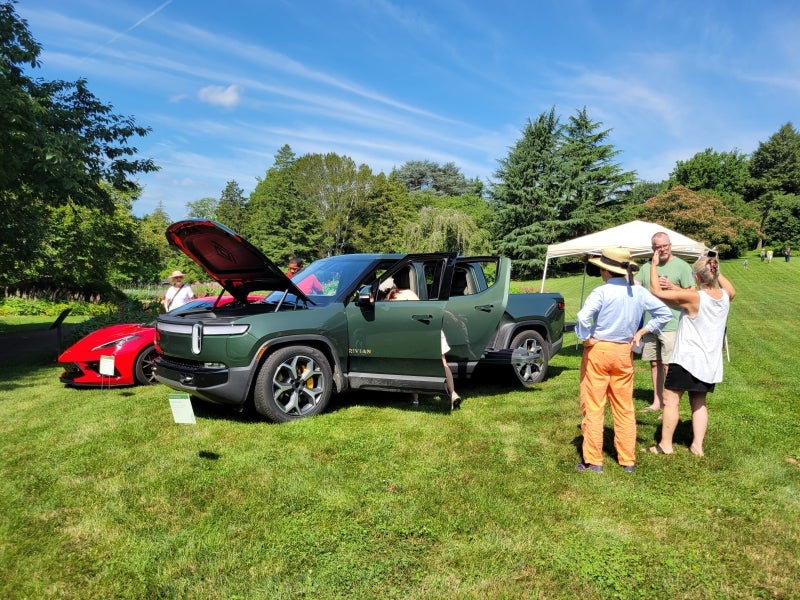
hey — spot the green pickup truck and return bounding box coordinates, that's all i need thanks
[155,220,565,422]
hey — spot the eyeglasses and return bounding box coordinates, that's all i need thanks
[652,244,671,251]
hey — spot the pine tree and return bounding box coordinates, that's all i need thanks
[491,108,563,278]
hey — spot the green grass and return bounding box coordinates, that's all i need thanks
[1,256,798,599]
[0,314,89,334]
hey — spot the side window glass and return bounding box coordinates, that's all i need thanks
[454,259,498,294]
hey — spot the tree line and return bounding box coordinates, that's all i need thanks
[2,1,798,296]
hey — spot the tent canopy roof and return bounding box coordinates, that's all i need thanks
[545,220,708,260]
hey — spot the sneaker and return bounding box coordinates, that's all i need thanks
[576,463,603,473]
[623,465,635,473]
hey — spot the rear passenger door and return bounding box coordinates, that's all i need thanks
[441,257,510,361]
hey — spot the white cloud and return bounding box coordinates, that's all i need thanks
[197,84,242,108]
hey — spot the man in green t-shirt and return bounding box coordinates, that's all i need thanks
[634,232,695,412]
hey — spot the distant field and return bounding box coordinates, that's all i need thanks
[1,255,798,599]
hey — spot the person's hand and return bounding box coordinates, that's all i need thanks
[658,276,675,290]
[651,250,661,267]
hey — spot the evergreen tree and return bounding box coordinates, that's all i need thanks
[353,173,415,253]
[559,107,636,237]
[214,180,247,233]
[392,160,473,196]
[490,108,563,278]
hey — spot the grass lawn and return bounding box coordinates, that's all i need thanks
[1,256,798,599]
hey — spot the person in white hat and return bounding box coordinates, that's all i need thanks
[162,270,195,311]
[575,248,671,473]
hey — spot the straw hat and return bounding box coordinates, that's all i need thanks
[168,270,187,281]
[588,248,638,278]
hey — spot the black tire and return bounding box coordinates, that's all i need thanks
[509,330,548,388]
[133,345,159,385]
[253,345,333,422]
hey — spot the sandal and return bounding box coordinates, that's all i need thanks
[648,444,673,455]
[450,393,461,410]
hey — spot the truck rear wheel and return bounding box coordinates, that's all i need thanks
[510,330,548,387]
[253,345,333,422]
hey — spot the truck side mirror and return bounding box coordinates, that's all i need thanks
[354,285,374,308]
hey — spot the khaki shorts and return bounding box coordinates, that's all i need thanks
[640,330,676,363]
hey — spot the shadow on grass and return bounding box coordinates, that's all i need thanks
[647,419,697,451]
[570,426,622,464]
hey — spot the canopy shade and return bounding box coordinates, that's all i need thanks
[541,220,709,291]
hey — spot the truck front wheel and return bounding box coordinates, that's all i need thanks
[510,330,549,388]
[253,345,333,422]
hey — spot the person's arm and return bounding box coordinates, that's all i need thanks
[575,290,601,341]
[717,271,736,301]
[648,254,697,312]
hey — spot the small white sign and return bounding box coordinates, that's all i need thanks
[99,355,115,376]
[169,394,196,425]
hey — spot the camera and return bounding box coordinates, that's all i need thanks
[707,248,718,258]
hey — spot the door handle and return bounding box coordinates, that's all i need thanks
[475,304,494,312]
[412,314,433,325]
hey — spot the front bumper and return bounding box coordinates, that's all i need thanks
[154,355,252,406]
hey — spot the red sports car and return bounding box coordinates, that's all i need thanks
[58,294,263,387]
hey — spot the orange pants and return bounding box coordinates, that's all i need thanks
[579,340,636,467]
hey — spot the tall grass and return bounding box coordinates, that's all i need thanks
[1,256,798,599]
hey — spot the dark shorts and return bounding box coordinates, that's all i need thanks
[665,363,715,393]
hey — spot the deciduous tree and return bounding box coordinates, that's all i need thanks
[640,186,759,257]
[746,123,800,245]
[0,1,157,285]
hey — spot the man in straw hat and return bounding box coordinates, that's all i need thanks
[575,248,671,473]
[162,270,195,311]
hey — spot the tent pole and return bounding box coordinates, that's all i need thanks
[575,262,589,349]
[540,257,550,293]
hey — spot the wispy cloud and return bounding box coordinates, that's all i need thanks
[198,84,242,108]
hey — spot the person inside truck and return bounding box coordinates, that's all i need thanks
[383,278,461,410]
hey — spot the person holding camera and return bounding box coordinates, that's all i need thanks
[635,232,695,412]
[646,249,735,457]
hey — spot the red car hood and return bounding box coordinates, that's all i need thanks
[58,322,152,361]
[165,219,310,303]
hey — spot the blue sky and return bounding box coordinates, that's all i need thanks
[17,0,800,221]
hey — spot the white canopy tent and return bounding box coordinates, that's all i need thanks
[540,220,708,292]
[542,220,726,358]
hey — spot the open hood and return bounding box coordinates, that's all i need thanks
[165,219,310,303]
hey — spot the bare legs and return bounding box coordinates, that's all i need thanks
[688,392,708,456]
[645,360,666,410]
[443,355,460,409]
[651,389,708,456]
[653,388,680,453]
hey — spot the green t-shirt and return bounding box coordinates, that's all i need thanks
[635,256,694,331]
